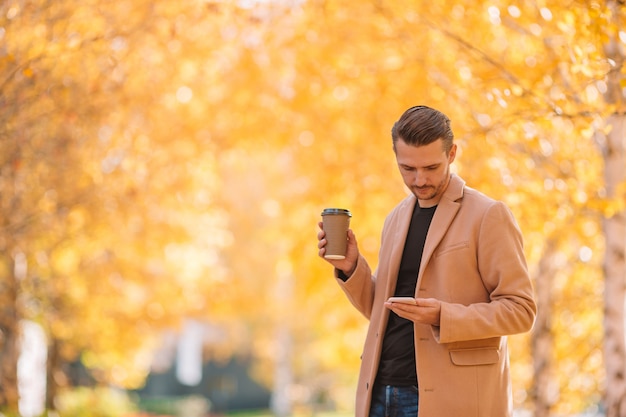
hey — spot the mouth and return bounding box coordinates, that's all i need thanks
[412,186,434,198]
[414,186,432,192]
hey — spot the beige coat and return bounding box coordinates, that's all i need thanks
[336,174,537,417]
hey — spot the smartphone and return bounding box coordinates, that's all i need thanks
[387,296,417,304]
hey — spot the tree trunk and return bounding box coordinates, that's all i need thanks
[0,254,21,413]
[602,2,626,414]
[602,113,626,417]
[270,269,294,417]
[270,325,293,417]
[532,242,558,417]
[46,338,61,411]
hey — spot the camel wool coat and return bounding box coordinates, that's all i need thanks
[336,174,537,417]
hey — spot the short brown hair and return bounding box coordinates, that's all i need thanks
[391,106,454,154]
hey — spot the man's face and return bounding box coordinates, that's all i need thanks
[395,138,457,207]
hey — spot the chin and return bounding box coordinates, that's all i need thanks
[412,190,435,200]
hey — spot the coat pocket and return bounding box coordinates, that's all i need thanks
[449,347,500,366]
[435,240,470,257]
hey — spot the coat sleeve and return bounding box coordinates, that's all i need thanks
[335,254,376,319]
[436,201,537,343]
[334,203,405,320]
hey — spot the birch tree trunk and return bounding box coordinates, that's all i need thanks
[270,266,294,417]
[602,2,626,414]
[602,112,626,417]
[532,242,558,417]
[271,325,293,417]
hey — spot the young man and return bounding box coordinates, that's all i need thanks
[317,106,537,417]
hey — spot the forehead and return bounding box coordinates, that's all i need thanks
[395,139,446,166]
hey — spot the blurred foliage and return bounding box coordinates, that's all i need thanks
[135,395,210,417]
[54,387,137,417]
[1,0,625,415]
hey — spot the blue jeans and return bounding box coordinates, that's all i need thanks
[369,384,419,417]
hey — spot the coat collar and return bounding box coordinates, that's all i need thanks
[385,174,466,297]
[416,173,464,283]
[442,173,465,203]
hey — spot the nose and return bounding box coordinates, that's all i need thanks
[412,170,427,187]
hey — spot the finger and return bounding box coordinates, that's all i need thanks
[387,306,412,320]
[415,298,436,307]
[385,302,412,312]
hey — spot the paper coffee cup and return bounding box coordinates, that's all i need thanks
[321,208,351,260]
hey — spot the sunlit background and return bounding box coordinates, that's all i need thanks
[2,0,625,416]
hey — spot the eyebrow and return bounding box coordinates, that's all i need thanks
[399,162,441,169]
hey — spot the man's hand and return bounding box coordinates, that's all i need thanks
[385,297,442,326]
[317,221,359,276]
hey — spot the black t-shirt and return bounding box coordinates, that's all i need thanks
[375,203,436,386]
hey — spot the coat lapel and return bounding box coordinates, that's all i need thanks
[416,175,465,287]
[385,196,416,297]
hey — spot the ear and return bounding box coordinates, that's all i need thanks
[448,144,457,164]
